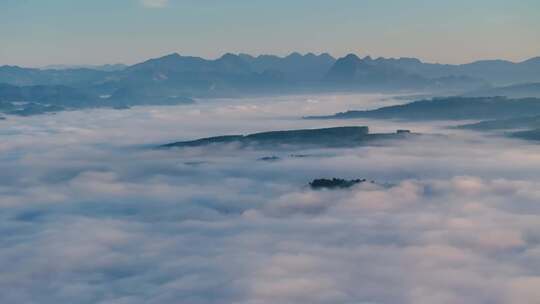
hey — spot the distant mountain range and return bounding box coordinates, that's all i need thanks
[1,52,540,115]
[238,52,336,82]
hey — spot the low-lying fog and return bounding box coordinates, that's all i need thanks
[1,93,540,304]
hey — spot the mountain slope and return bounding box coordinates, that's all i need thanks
[239,52,336,82]
[0,65,109,87]
[308,97,540,121]
[465,82,540,98]
[388,57,540,86]
[161,126,415,149]
[324,54,429,89]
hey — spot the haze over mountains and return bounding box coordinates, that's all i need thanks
[465,82,540,98]
[40,64,128,72]
[1,52,540,115]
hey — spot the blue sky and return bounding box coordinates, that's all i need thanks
[1,0,539,66]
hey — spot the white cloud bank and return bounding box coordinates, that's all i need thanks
[1,94,540,303]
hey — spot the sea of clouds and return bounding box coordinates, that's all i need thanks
[1,93,540,304]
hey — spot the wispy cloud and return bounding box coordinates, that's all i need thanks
[140,0,169,8]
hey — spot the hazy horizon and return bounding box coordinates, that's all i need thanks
[14,51,540,70]
[2,0,540,67]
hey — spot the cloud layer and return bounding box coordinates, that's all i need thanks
[1,94,540,303]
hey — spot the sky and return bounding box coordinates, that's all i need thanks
[1,0,540,67]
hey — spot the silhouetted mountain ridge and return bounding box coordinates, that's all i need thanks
[1,52,540,116]
[324,54,433,90]
[160,126,416,149]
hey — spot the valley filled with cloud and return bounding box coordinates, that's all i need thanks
[1,94,540,304]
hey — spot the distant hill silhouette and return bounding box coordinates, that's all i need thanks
[0,65,108,87]
[40,64,127,72]
[465,82,540,98]
[379,56,540,86]
[457,115,540,131]
[160,126,416,149]
[308,97,540,121]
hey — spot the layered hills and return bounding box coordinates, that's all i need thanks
[1,52,540,116]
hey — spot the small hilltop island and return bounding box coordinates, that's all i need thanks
[160,126,415,149]
[309,178,368,190]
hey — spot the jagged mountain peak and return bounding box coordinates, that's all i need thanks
[342,53,361,61]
